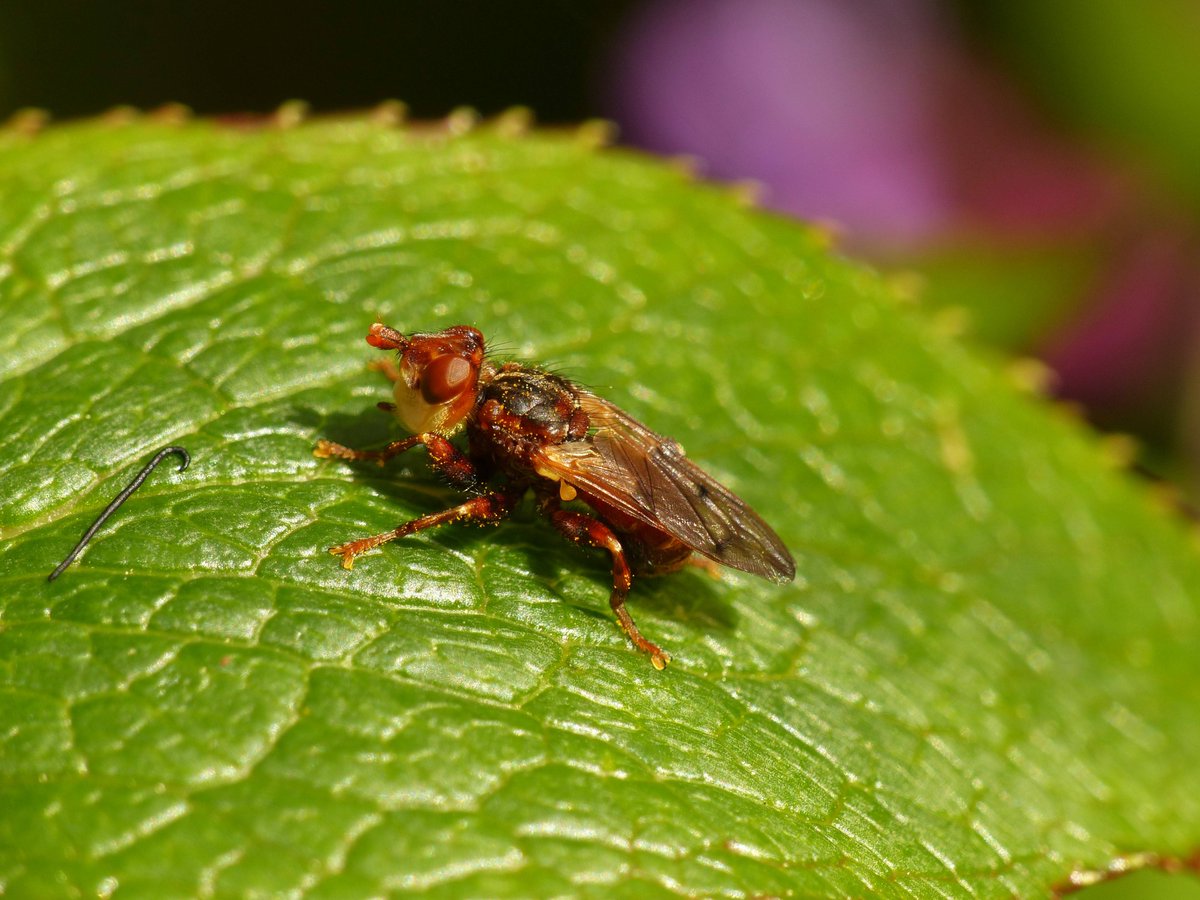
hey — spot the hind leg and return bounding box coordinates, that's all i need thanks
[541,500,669,670]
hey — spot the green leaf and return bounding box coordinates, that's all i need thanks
[1,115,1198,898]
[888,239,1097,350]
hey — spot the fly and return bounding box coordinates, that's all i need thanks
[315,323,795,669]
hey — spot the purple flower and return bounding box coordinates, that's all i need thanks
[609,0,955,243]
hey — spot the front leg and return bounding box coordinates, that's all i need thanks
[330,490,519,569]
[314,432,478,490]
[368,356,402,383]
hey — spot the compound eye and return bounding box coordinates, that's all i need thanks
[420,354,473,404]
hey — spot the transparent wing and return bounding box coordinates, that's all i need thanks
[536,391,795,582]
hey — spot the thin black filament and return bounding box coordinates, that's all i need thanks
[47,445,191,582]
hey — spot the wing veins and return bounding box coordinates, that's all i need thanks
[538,391,795,581]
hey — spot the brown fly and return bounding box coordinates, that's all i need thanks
[315,323,795,669]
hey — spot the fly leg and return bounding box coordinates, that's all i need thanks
[314,433,478,489]
[330,491,518,569]
[365,355,402,412]
[685,556,723,580]
[368,357,402,383]
[540,498,670,670]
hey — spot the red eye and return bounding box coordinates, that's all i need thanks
[420,354,473,404]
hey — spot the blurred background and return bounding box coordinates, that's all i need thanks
[2,0,1200,510]
[3,4,1200,897]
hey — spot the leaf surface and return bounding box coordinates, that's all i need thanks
[1,116,1198,898]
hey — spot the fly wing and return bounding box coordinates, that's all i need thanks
[536,391,795,582]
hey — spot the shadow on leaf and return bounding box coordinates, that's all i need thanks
[294,404,739,636]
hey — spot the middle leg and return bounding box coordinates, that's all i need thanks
[330,490,518,569]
